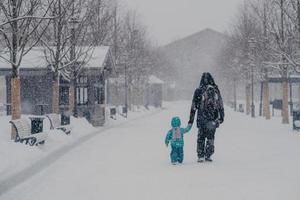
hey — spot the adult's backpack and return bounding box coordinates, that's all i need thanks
[200,85,220,121]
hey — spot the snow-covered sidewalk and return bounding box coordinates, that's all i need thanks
[0,106,160,194]
[0,101,300,200]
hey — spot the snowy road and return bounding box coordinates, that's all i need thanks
[1,102,300,200]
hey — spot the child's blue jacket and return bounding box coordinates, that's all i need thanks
[165,124,192,148]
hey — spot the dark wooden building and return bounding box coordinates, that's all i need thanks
[0,46,115,126]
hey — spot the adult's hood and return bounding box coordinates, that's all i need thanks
[199,72,216,87]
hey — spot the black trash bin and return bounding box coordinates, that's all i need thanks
[238,104,244,113]
[60,105,71,126]
[122,106,128,118]
[29,117,45,134]
[110,107,117,120]
[61,111,71,125]
[293,110,300,131]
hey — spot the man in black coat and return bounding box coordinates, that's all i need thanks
[188,72,224,162]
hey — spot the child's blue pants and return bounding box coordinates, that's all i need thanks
[170,146,184,163]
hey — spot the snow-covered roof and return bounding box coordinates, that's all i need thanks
[109,76,125,84]
[0,46,112,69]
[269,73,300,79]
[148,75,164,84]
[0,48,47,69]
[84,46,111,68]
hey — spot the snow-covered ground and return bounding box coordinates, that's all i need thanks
[0,106,159,194]
[0,101,300,200]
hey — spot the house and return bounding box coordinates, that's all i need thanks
[108,73,164,109]
[145,75,164,108]
[0,46,115,126]
[163,82,176,101]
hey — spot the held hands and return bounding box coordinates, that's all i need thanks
[215,118,223,128]
[215,120,220,128]
[219,117,224,124]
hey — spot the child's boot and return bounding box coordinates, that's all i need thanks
[197,157,205,163]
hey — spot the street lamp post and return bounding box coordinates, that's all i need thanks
[249,38,256,118]
[124,63,128,118]
[251,62,255,118]
[232,58,239,112]
[125,29,138,113]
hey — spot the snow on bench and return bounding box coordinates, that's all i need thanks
[46,114,72,135]
[10,118,48,146]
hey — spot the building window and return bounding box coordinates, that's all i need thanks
[76,87,88,105]
[59,86,69,106]
[95,86,105,104]
[77,76,88,85]
[95,87,100,104]
[76,75,88,106]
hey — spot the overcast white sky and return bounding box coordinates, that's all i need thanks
[120,0,243,45]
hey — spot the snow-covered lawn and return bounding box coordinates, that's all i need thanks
[0,115,96,182]
[0,101,299,200]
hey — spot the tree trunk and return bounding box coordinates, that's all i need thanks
[246,84,250,115]
[69,84,75,115]
[11,0,20,140]
[52,80,60,114]
[233,79,237,112]
[298,85,300,104]
[282,75,289,124]
[11,77,21,140]
[263,73,271,120]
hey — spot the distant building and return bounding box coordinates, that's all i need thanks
[163,81,176,101]
[0,46,115,126]
[108,74,164,109]
[146,75,164,108]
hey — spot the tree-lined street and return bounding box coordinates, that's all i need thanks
[1,102,299,200]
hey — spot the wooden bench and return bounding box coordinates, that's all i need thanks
[10,118,48,146]
[46,114,72,134]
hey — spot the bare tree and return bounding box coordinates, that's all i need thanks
[220,0,300,124]
[0,0,54,139]
[39,0,114,114]
[116,10,153,108]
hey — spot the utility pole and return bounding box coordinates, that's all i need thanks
[107,5,118,106]
[280,0,289,124]
[113,6,118,60]
[69,0,78,117]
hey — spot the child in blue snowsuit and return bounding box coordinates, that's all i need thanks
[165,117,192,164]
